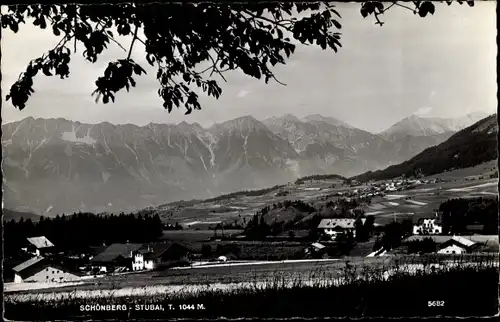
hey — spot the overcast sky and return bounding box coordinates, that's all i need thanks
[1,2,497,133]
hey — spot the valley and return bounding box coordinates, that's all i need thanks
[1,112,489,216]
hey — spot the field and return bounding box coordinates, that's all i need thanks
[5,255,499,319]
[155,162,497,230]
[153,162,499,257]
[5,254,497,295]
[161,229,244,242]
[365,177,497,226]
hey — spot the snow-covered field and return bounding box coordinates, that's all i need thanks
[447,181,497,192]
[405,200,428,206]
[4,281,87,293]
[384,195,408,200]
[365,211,383,215]
[175,259,339,270]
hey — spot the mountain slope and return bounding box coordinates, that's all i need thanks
[381,113,488,138]
[2,112,491,215]
[263,115,398,177]
[1,117,300,215]
[353,114,498,181]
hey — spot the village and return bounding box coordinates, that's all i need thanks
[4,170,498,289]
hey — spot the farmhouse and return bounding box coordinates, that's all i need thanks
[132,242,190,271]
[412,213,443,235]
[304,242,328,258]
[437,236,477,255]
[90,243,143,273]
[318,218,365,239]
[24,236,55,256]
[12,256,81,283]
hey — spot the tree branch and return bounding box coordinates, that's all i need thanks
[73,5,77,53]
[240,10,293,30]
[395,2,417,12]
[127,24,139,60]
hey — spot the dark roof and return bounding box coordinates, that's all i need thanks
[91,243,143,263]
[137,242,188,260]
[88,246,108,256]
[412,213,443,225]
[318,218,356,229]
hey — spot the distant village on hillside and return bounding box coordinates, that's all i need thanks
[5,171,498,284]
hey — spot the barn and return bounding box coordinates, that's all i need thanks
[90,243,143,273]
[437,236,477,255]
[12,256,81,283]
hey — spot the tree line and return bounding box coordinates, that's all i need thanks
[439,197,498,235]
[4,211,164,257]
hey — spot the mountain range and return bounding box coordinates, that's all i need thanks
[354,114,498,181]
[1,111,489,215]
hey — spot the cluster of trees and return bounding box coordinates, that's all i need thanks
[244,200,319,239]
[271,200,316,213]
[354,216,375,242]
[404,238,438,254]
[204,185,285,203]
[373,220,414,251]
[439,197,498,235]
[4,212,163,257]
[295,174,346,185]
[244,213,271,240]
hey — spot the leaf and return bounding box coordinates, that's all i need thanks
[373,2,385,12]
[9,21,19,33]
[42,66,53,76]
[418,2,435,17]
[52,25,60,36]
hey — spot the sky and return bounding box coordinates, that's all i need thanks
[1,2,497,133]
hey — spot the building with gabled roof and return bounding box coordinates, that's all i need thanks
[132,242,190,271]
[90,243,143,272]
[25,236,55,256]
[437,236,478,255]
[12,256,81,283]
[412,212,443,235]
[318,218,366,239]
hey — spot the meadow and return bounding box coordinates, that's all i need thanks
[5,255,498,319]
[365,177,498,226]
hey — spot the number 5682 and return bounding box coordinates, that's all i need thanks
[428,301,445,307]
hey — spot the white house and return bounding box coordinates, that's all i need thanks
[413,213,443,235]
[12,256,80,283]
[437,236,477,255]
[317,218,366,239]
[132,242,190,271]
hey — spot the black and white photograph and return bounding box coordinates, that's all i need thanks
[1,1,498,320]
